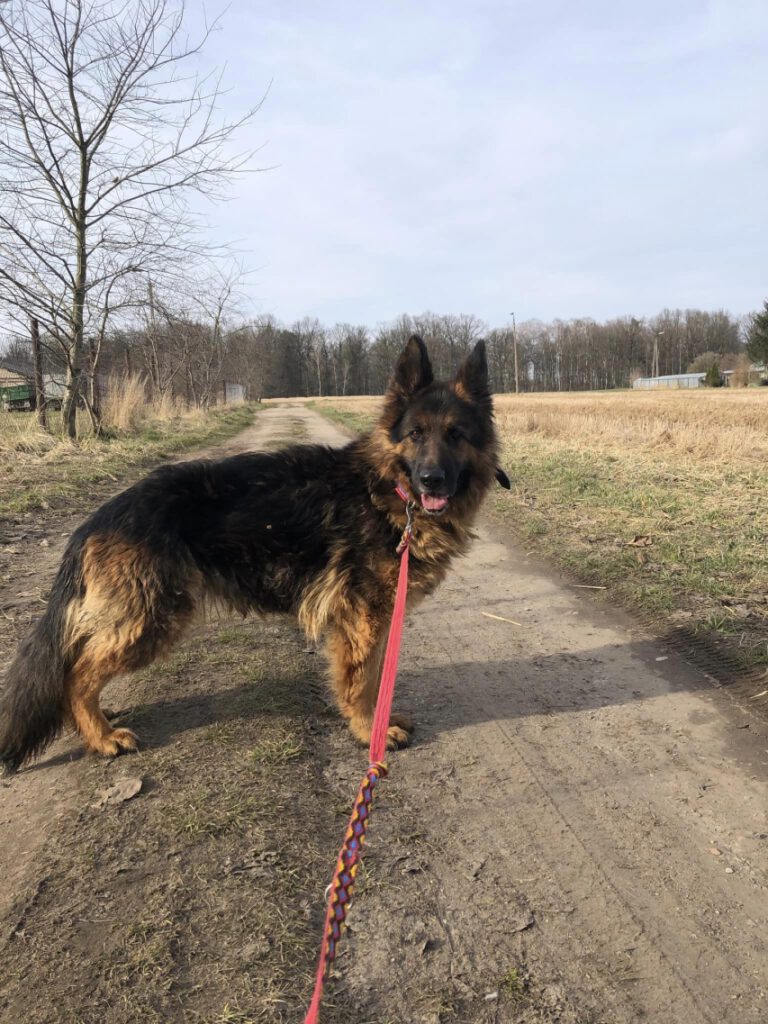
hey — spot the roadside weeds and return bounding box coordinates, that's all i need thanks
[0,403,258,521]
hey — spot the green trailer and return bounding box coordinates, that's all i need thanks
[0,382,35,411]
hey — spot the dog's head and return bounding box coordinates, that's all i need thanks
[380,335,506,517]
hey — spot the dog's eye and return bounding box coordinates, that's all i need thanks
[409,428,423,441]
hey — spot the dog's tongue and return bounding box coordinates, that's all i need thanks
[421,494,449,512]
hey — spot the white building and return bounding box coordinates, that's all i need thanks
[632,370,734,389]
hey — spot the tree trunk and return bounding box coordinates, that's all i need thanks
[30,317,48,432]
[187,366,198,406]
[61,362,81,438]
[87,339,100,423]
[63,210,87,438]
[81,390,101,434]
[65,144,89,439]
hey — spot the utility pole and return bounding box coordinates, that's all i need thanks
[654,330,664,378]
[510,312,519,394]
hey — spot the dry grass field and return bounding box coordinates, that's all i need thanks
[0,389,257,519]
[311,389,768,671]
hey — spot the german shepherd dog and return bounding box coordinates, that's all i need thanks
[0,337,509,773]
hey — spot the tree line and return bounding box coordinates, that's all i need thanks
[229,307,752,397]
[3,304,757,406]
[72,304,762,399]
[129,305,752,399]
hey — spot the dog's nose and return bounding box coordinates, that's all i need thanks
[419,466,446,490]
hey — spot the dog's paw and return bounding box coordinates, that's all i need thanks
[390,711,414,733]
[95,728,139,758]
[348,712,414,750]
[386,712,415,750]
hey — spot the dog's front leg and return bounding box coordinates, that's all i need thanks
[325,622,413,750]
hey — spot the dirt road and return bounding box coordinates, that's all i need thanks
[2,405,767,1024]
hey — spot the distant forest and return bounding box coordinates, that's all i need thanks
[2,306,749,402]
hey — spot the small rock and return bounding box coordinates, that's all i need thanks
[484,991,499,1002]
[511,910,535,933]
[401,857,426,875]
[39,538,50,548]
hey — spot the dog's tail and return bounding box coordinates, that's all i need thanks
[0,543,82,774]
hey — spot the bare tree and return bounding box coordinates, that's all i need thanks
[183,266,243,408]
[294,317,326,396]
[0,0,261,436]
[328,323,369,395]
[221,314,276,402]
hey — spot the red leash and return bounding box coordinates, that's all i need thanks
[303,486,414,1024]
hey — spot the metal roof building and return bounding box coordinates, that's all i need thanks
[632,370,734,389]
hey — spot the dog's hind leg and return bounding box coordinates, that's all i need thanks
[65,648,140,758]
[326,618,414,751]
[63,533,197,758]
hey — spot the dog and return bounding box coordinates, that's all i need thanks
[0,336,510,773]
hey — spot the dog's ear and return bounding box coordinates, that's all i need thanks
[455,340,490,405]
[495,467,511,489]
[390,335,433,399]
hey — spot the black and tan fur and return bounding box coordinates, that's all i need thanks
[0,337,509,773]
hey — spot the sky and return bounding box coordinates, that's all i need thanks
[191,0,768,328]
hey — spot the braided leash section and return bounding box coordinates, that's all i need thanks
[325,761,386,963]
[303,765,389,1024]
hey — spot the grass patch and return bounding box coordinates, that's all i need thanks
[248,730,304,766]
[501,966,525,998]
[304,399,373,436]
[125,913,179,981]
[0,402,257,521]
[164,783,261,838]
[312,390,768,671]
[207,1008,259,1024]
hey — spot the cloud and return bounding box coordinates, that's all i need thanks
[191,1,768,324]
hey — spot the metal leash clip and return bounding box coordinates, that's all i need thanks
[396,500,415,555]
